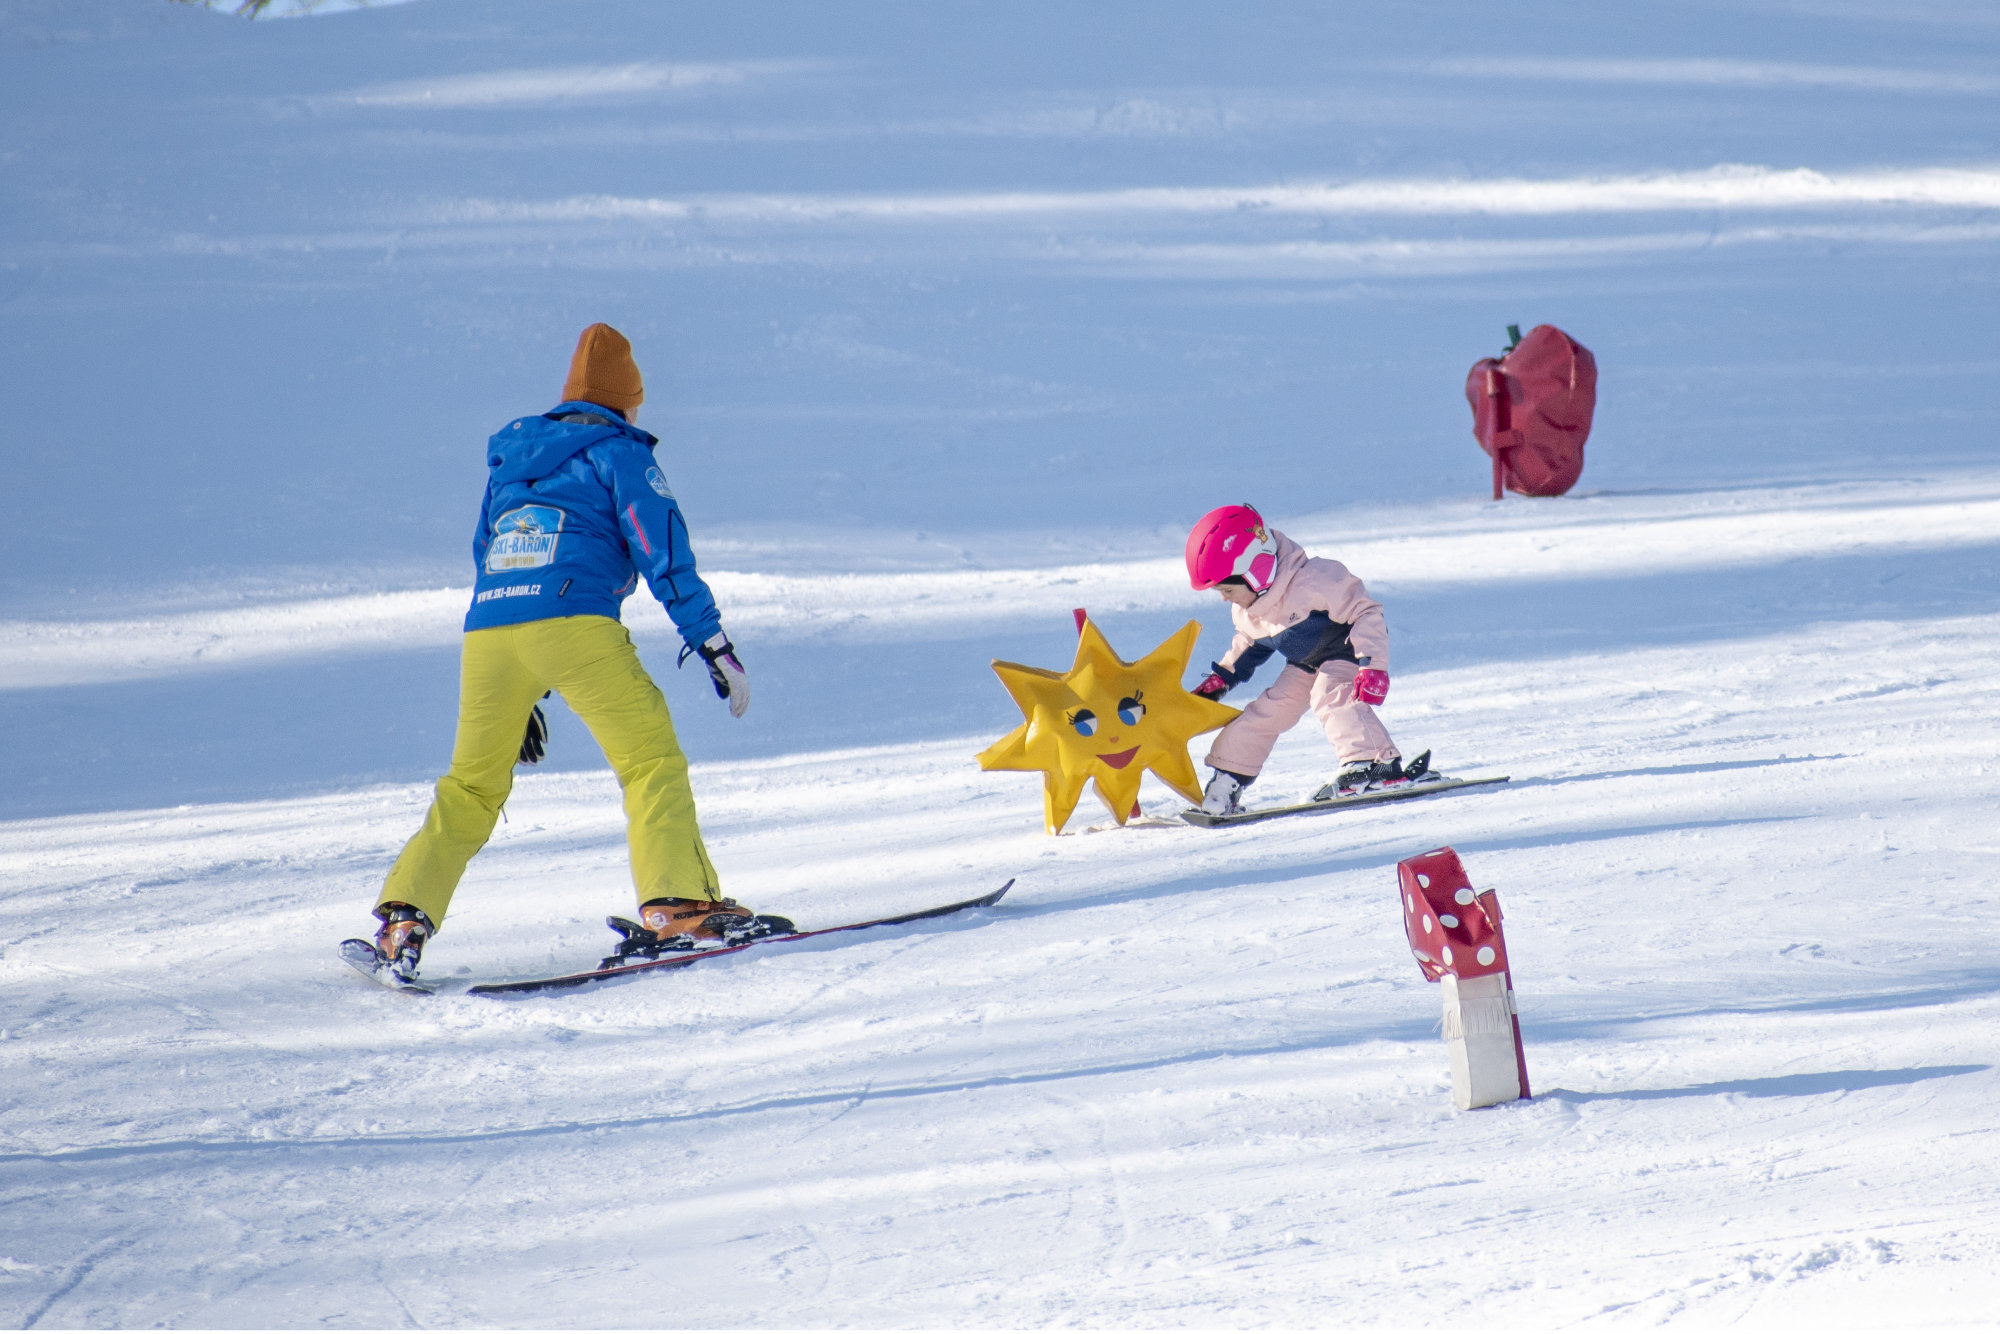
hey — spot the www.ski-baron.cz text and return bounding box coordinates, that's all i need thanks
[474,585,541,604]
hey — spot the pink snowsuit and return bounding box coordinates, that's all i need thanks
[1204,531,1400,779]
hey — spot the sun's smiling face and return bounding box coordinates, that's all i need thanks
[978,620,1241,834]
[1064,687,1148,771]
[1046,671,1159,781]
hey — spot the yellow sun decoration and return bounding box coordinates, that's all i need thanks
[978,618,1240,834]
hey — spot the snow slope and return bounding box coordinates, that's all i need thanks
[6,594,2000,1326]
[4,0,2000,1326]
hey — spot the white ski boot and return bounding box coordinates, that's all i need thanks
[1199,770,1247,816]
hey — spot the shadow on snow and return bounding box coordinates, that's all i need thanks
[1543,1064,1988,1103]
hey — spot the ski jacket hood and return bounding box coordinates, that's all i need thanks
[486,402,657,485]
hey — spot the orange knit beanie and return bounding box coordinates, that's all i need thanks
[561,323,644,416]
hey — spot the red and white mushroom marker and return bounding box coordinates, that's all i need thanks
[1396,846,1531,1109]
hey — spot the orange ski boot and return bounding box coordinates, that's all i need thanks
[604,897,795,964]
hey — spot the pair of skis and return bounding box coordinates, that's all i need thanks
[341,881,1013,998]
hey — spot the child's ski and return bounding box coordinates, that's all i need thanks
[1181,776,1509,828]
[464,881,1014,998]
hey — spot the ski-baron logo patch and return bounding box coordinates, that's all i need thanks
[486,504,565,572]
[645,466,674,499]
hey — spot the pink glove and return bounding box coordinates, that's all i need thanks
[1191,672,1231,700]
[1353,668,1389,706]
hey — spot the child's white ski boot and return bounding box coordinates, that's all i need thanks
[1199,770,1248,816]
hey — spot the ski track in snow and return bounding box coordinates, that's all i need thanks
[6,0,2000,1326]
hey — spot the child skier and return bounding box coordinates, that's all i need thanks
[1183,503,1431,816]
[346,323,787,987]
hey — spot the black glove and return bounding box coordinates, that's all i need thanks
[517,693,550,765]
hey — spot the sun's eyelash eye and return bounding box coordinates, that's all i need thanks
[1068,708,1098,737]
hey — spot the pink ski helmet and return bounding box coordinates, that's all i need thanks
[1186,504,1279,593]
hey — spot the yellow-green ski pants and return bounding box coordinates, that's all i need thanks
[378,614,720,928]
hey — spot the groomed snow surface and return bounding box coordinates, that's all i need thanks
[6,0,2000,1327]
[8,564,2000,1326]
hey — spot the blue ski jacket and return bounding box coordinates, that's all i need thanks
[463,401,723,649]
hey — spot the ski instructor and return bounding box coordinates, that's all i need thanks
[349,323,787,987]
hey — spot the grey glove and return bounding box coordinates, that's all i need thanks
[697,633,749,719]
